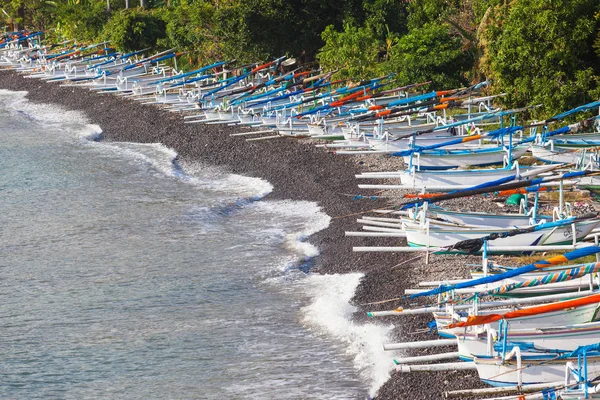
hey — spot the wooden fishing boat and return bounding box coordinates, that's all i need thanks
[402,218,600,252]
[434,302,600,340]
[356,159,561,192]
[456,320,600,360]
[438,293,600,382]
[426,207,544,228]
[531,144,599,166]
[473,352,600,386]
[401,144,528,170]
[420,271,598,298]
[547,134,600,148]
[359,210,544,232]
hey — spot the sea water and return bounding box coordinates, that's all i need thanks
[0,90,395,399]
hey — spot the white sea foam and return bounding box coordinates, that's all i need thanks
[299,273,396,397]
[0,89,273,203]
[180,160,274,200]
[256,200,394,397]
[248,199,330,261]
[0,88,27,99]
[101,141,181,177]
[0,89,89,125]
[183,168,390,398]
[207,173,273,200]
[0,88,103,141]
[97,144,274,206]
[77,124,103,141]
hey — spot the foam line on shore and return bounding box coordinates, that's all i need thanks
[0,88,89,125]
[300,273,396,397]
[253,198,394,396]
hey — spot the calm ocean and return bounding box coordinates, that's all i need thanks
[0,89,394,399]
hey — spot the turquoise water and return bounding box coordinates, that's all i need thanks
[0,90,394,399]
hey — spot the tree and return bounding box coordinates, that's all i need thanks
[102,8,166,52]
[361,0,408,41]
[212,0,358,63]
[212,0,273,62]
[157,0,218,64]
[406,0,459,30]
[386,22,474,89]
[0,0,58,31]
[481,0,600,118]
[316,23,383,80]
[594,11,600,60]
[54,0,108,41]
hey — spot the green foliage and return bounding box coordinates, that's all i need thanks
[0,0,58,30]
[386,22,474,89]
[363,0,408,39]
[316,23,383,80]
[471,0,502,21]
[156,0,217,63]
[102,8,166,52]
[212,0,353,63]
[293,0,354,56]
[595,11,600,59]
[54,0,108,41]
[306,1,475,87]
[211,0,269,63]
[481,0,600,118]
[407,0,458,30]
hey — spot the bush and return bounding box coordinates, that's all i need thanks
[481,0,600,118]
[386,23,474,89]
[55,0,109,42]
[156,0,219,65]
[102,9,166,52]
[316,23,383,80]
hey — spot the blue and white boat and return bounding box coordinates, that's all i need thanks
[402,144,529,170]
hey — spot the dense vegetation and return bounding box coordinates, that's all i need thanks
[2,0,600,118]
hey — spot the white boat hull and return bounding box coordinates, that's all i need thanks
[436,302,599,340]
[356,163,556,192]
[402,145,528,170]
[474,354,600,386]
[531,145,598,165]
[403,219,600,252]
[427,208,541,228]
[457,319,600,360]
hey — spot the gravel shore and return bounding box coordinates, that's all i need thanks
[0,70,512,398]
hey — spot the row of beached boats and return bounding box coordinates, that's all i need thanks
[344,96,600,398]
[4,31,600,398]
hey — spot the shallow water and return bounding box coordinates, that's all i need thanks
[0,90,394,399]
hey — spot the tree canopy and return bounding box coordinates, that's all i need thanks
[481,0,600,117]
[1,0,600,119]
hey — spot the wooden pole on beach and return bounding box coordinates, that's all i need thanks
[394,352,459,364]
[444,382,564,398]
[246,135,284,142]
[383,339,455,351]
[396,362,476,372]
[230,129,274,137]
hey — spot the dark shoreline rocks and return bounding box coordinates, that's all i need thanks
[0,70,486,398]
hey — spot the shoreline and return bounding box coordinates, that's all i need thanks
[0,70,486,398]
